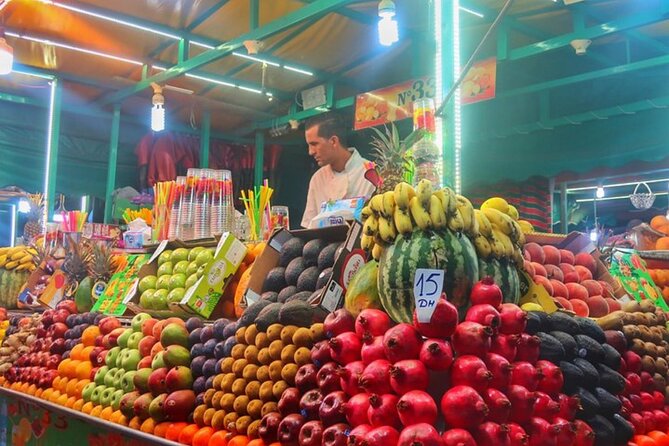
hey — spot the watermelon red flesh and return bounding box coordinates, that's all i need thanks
[378,230,478,323]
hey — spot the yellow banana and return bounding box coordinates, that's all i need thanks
[488,235,505,259]
[482,208,515,236]
[372,244,384,262]
[361,206,373,220]
[428,195,447,229]
[393,182,415,211]
[0,255,6,268]
[473,235,492,259]
[369,194,385,214]
[448,209,465,233]
[442,187,459,216]
[393,207,414,235]
[475,210,493,238]
[456,195,478,236]
[4,260,18,270]
[433,190,450,215]
[363,215,379,236]
[361,234,374,250]
[0,248,8,255]
[509,219,526,246]
[382,191,396,218]
[10,250,26,261]
[378,216,397,243]
[19,254,33,264]
[374,234,388,247]
[507,204,520,221]
[512,248,525,267]
[409,196,432,231]
[415,179,434,207]
[492,229,514,257]
[15,263,31,271]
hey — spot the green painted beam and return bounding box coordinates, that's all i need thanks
[0,92,40,106]
[255,96,355,129]
[586,9,669,54]
[104,104,121,223]
[44,80,63,221]
[178,39,189,63]
[186,0,232,31]
[508,8,669,60]
[254,131,265,189]
[498,53,669,98]
[250,0,259,29]
[200,110,211,168]
[98,0,356,106]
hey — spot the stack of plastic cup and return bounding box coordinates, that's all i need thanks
[178,168,200,240]
[168,176,186,240]
[193,169,212,239]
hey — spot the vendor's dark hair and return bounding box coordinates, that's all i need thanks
[305,113,348,147]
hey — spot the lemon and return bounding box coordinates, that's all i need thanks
[481,197,510,214]
[507,205,519,221]
[521,302,544,312]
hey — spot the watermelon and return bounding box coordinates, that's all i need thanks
[378,230,479,323]
[344,260,381,317]
[478,258,521,304]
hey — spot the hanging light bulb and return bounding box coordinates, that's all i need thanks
[378,0,399,46]
[0,29,13,75]
[589,228,598,242]
[596,186,605,199]
[151,83,165,132]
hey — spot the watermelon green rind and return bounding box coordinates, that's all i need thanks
[478,258,521,304]
[446,232,479,312]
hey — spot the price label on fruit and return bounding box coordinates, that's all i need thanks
[414,268,444,323]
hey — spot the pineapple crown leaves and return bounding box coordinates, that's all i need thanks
[88,241,115,282]
[61,236,93,283]
[369,124,428,166]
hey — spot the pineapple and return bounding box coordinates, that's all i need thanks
[370,124,426,193]
[61,237,92,287]
[89,242,115,284]
[23,193,44,244]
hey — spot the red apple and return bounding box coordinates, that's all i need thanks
[141,319,158,337]
[52,309,70,324]
[98,317,121,335]
[138,336,157,358]
[56,300,77,314]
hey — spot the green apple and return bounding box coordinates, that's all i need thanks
[115,350,124,368]
[139,289,155,308]
[104,367,117,387]
[116,329,133,349]
[195,249,214,266]
[197,264,206,278]
[157,250,172,266]
[157,261,173,277]
[111,389,124,411]
[112,368,125,388]
[188,247,204,262]
[94,366,109,386]
[185,274,199,290]
[82,382,96,402]
[120,371,136,393]
[127,332,143,350]
[131,313,152,332]
[105,347,121,368]
[100,387,115,406]
[156,275,171,290]
[169,273,186,290]
[173,260,189,275]
[138,275,158,294]
[167,288,186,304]
[171,248,189,263]
[121,349,141,371]
[91,385,106,405]
[151,351,166,369]
[152,289,169,309]
[186,261,199,277]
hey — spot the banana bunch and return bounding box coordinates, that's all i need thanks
[362,180,480,260]
[479,197,528,266]
[0,246,36,272]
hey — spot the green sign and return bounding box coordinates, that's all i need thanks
[609,250,669,311]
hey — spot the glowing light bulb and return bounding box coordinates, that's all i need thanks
[151,104,165,131]
[18,199,30,214]
[589,229,598,242]
[596,186,605,199]
[0,37,13,75]
[378,0,398,46]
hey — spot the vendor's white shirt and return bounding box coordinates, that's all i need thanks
[301,148,375,228]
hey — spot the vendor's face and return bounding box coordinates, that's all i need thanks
[306,125,337,167]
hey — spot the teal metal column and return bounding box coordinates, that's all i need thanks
[437,0,458,190]
[250,0,259,29]
[104,104,121,223]
[254,131,265,188]
[200,110,211,168]
[44,79,63,222]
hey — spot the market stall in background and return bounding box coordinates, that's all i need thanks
[0,0,668,445]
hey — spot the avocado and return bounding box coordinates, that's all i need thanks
[574,335,605,363]
[262,267,287,293]
[537,332,565,363]
[278,286,297,303]
[255,303,284,331]
[595,363,625,394]
[296,266,319,292]
[585,415,615,446]
[560,361,584,394]
[278,300,315,327]
[547,312,580,334]
[576,317,606,343]
[285,257,306,286]
[303,239,327,268]
[280,237,305,267]
[601,343,622,370]
[549,331,578,359]
[285,291,313,303]
[572,358,599,389]
[611,413,634,445]
[593,387,621,415]
[261,291,278,302]
[525,312,543,335]
[318,242,340,270]
[316,268,332,290]
[574,387,600,419]
[239,300,273,327]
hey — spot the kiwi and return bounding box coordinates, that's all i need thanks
[310,323,325,342]
[245,381,261,400]
[221,373,236,393]
[244,325,259,345]
[257,348,271,365]
[292,327,313,348]
[204,388,216,406]
[247,399,263,419]
[255,365,270,383]
[232,378,247,396]
[243,364,259,381]
[255,332,270,349]
[211,410,227,430]
[220,357,235,374]
[235,415,252,435]
[272,380,289,400]
[233,359,249,377]
[231,344,246,360]
[281,345,298,364]
[203,408,216,427]
[266,324,284,341]
[233,395,250,415]
[220,393,236,412]
[294,347,312,366]
[223,412,239,431]
[259,381,274,402]
[211,391,225,409]
[261,401,278,417]
[247,420,262,439]
[281,326,299,344]
[281,363,299,385]
[244,345,259,364]
[268,340,284,360]
[269,360,284,381]
[193,405,207,426]
[212,374,225,390]
[236,326,247,343]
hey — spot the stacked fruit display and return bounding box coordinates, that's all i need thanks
[138,247,214,311]
[524,242,619,317]
[0,314,40,377]
[261,237,341,305]
[0,245,35,308]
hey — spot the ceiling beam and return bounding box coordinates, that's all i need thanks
[508,7,669,60]
[98,0,357,106]
[185,0,232,32]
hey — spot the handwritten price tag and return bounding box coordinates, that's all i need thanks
[414,268,444,323]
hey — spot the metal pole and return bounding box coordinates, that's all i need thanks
[254,131,265,188]
[250,0,259,29]
[104,104,121,223]
[200,110,211,168]
[44,79,63,223]
[560,182,568,234]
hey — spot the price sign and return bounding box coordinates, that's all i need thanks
[414,268,444,323]
[148,240,168,264]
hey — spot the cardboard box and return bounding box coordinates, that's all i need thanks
[91,254,151,316]
[242,222,367,313]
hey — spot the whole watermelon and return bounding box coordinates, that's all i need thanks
[478,257,521,304]
[378,230,479,323]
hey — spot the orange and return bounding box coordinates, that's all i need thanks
[49,390,61,403]
[649,431,669,446]
[26,384,37,395]
[153,422,173,438]
[651,215,669,230]
[81,326,101,347]
[227,436,250,446]
[178,424,200,445]
[140,418,157,434]
[634,436,659,446]
[75,362,92,380]
[56,377,69,393]
[81,346,95,360]
[73,399,84,411]
[128,417,142,430]
[41,388,53,401]
[117,415,128,426]
[81,402,94,414]
[19,382,30,394]
[70,344,85,361]
[165,422,189,442]
[109,410,123,424]
[90,405,103,418]
[100,406,114,421]
[74,379,90,397]
[192,427,215,446]
[66,360,81,379]
[65,378,79,397]
[208,431,230,446]
[657,237,669,250]
[65,396,77,409]
[247,440,266,446]
[34,388,43,399]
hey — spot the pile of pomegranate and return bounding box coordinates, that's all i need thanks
[258,278,601,446]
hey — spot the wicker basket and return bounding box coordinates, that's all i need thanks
[630,182,655,210]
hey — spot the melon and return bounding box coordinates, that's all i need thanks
[478,258,521,304]
[344,260,381,316]
[378,230,478,323]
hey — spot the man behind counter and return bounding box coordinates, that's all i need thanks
[301,114,376,228]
